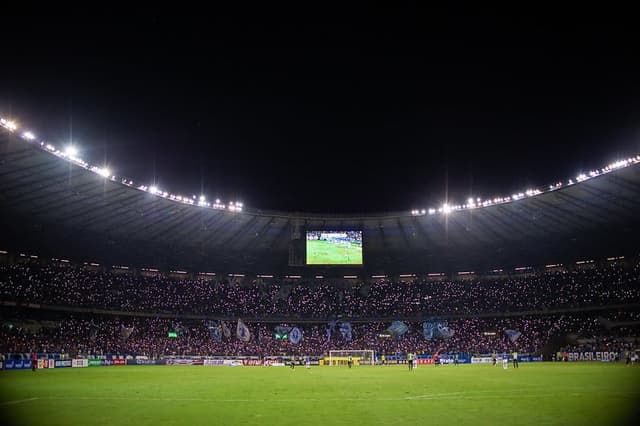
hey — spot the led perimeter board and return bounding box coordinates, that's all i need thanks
[306,231,363,265]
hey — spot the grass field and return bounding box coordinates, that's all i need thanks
[1,363,638,425]
[307,240,363,264]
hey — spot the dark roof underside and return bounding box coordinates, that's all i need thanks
[1,131,639,274]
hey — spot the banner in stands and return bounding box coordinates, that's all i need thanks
[518,355,543,362]
[54,360,72,368]
[203,359,225,366]
[166,358,205,365]
[567,352,618,362]
[88,359,103,367]
[471,355,542,363]
[242,359,264,366]
[72,359,89,368]
[126,359,166,365]
[4,359,31,370]
[37,359,55,369]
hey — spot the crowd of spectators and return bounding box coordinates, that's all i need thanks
[1,311,637,358]
[1,259,637,358]
[0,260,638,319]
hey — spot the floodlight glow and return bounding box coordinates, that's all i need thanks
[96,167,110,178]
[22,131,35,140]
[65,146,78,157]
[428,208,436,215]
[2,120,17,131]
[199,195,206,202]
[442,204,451,214]
[149,186,158,194]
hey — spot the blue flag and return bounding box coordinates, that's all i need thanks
[236,319,251,342]
[289,327,303,344]
[386,321,409,339]
[423,321,435,340]
[206,320,222,342]
[423,318,455,340]
[505,329,521,342]
[339,321,352,341]
[327,320,337,341]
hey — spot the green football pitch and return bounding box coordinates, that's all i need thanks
[1,363,638,425]
[307,240,362,264]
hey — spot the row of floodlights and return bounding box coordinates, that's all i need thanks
[0,116,243,213]
[411,155,640,216]
[3,115,638,217]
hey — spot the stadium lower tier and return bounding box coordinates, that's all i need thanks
[1,310,637,358]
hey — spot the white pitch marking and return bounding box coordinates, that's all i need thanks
[0,397,40,406]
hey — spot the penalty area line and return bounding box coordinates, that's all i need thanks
[0,397,40,406]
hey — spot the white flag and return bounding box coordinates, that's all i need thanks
[236,319,251,342]
[221,321,231,338]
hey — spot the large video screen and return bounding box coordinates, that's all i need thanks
[306,231,363,265]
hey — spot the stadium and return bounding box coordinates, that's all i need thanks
[1,11,640,426]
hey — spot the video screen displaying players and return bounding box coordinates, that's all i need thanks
[306,231,363,265]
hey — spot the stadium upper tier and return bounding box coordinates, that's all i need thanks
[1,125,640,274]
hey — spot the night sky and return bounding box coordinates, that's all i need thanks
[1,9,639,214]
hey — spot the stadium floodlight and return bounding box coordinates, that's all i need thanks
[199,195,206,202]
[428,208,436,215]
[22,131,35,140]
[149,185,158,194]
[421,209,426,214]
[96,167,110,178]
[1,119,18,131]
[65,145,78,157]
[442,204,451,214]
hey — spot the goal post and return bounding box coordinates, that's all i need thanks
[328,350,375,366]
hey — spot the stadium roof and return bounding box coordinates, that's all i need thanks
[1,126,640,276]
